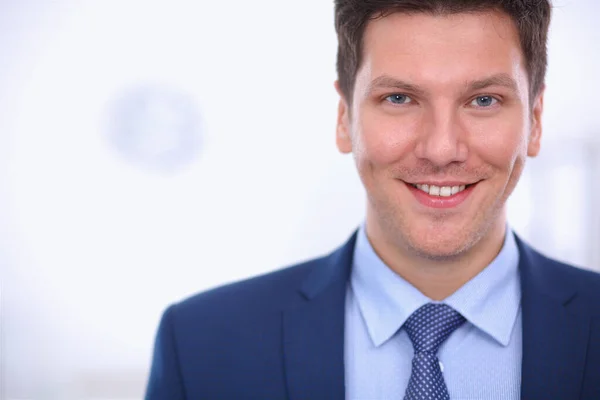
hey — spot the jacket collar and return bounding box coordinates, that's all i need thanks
[283,232,356,400]
[516,235,591,400]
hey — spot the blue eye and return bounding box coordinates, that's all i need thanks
[386,94,412,105]
[471,96,498,107]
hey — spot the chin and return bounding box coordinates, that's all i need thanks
[403,223,480,261]
[408,237,471,261]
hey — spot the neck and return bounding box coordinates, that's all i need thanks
[365,216,507,301]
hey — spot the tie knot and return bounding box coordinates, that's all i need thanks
[404,303,466,354]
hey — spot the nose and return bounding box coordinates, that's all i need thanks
[413,106,468,166]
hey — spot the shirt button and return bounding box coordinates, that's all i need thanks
[439,361,444,372]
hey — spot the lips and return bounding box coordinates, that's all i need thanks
[404,180,478,209]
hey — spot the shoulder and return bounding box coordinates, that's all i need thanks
[167,254,328,327]
[166,230,358,327]
[520,238,600,313]
[534,249,600,293]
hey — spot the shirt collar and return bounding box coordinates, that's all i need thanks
[350,223,521,348]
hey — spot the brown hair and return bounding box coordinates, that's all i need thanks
[335,0,551,104]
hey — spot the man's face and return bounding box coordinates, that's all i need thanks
[335,10,543,259]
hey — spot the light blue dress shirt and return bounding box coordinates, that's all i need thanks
[344,225,522,399]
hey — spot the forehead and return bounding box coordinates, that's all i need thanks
[357,10,527,93]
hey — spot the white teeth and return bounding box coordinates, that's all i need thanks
[414,183,469,197]
[439,186,452,197]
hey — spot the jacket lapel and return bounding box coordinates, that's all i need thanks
[517,236,591,400]
[282,232,357,400]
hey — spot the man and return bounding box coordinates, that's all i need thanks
[145,1,600,399]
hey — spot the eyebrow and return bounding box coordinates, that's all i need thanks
[367,73,520,96]
[367,75,427,97]
[469,73,520,93]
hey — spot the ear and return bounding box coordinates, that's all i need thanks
[527,86,544,157]
[334,80,352,154]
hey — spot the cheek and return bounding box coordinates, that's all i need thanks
[353,112,417,167]
[467,114,529,170]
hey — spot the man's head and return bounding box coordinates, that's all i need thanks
[333,1,550,262]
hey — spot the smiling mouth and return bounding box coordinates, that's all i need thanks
[408,182,477,197]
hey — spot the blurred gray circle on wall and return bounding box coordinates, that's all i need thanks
[107,85,202,172]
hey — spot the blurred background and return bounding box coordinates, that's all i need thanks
[0,0,598,399]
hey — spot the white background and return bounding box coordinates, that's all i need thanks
[1,1,599,398]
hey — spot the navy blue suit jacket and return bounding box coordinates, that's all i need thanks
[145,232,600,399]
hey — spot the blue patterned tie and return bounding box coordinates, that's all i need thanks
[403,303,466,400]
